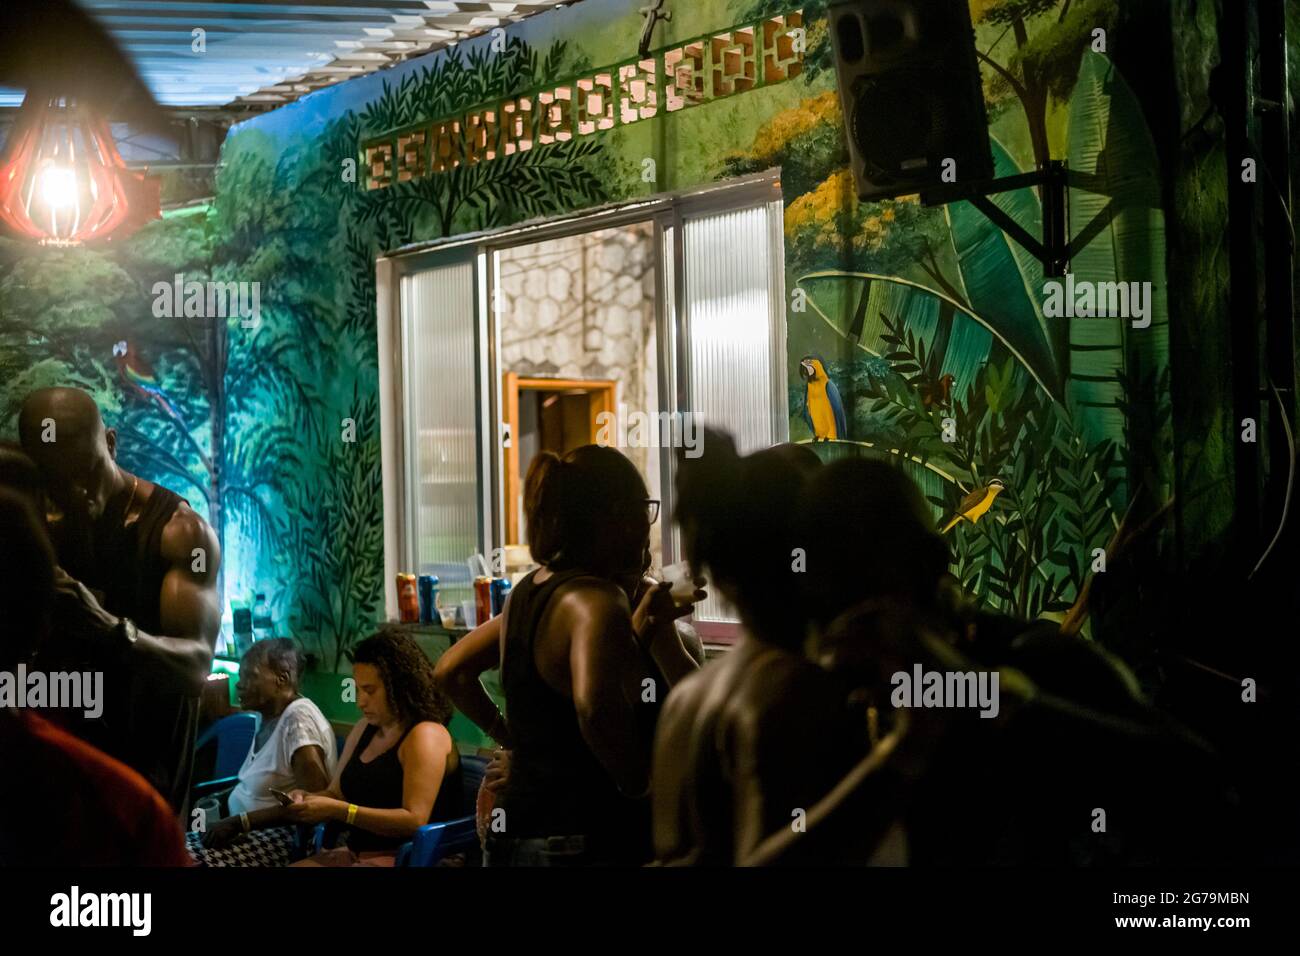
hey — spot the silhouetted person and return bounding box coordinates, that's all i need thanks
[746,458,1230,866]
[0,483,188,866]
[651,432,863,865]
[18,387,221,813]
[0,442,43,508]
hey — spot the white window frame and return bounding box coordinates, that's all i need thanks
[378,171,787,637]
[376,248,493,618]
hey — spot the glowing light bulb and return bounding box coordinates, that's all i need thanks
[40,165,77,209]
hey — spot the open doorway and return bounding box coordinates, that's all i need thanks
[494,220,662,573]
[502,374,617,544]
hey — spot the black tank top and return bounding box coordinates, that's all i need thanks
[495,568,657,858]
[94,482,185,634]
[339,722,462,853]
[38,482,198,814]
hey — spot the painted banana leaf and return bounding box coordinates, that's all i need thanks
[796,270,1056,402]
[944,137,1062,396]
[1066,51,1169,479]
[986,137,1053,362]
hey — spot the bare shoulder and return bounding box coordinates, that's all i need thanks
[654,663,718,751]
[402,720,453,757]
[661,658,718,718]
[160,502,220,573]
[725,647,842,735]
[551,576,629,626]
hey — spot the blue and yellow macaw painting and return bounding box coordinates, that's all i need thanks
[798,355,847,442]
[0,0,1190,664]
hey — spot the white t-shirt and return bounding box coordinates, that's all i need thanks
[227,698,338,815]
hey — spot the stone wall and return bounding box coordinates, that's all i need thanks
[495,220,663,560]
[497,221,657,393]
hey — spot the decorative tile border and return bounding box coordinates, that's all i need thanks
[360,11,806,190]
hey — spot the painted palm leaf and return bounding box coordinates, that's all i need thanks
[802,437,957,520]
[1066,51,1169,482]
[945,138,1062,397]
[796,270,1055,401]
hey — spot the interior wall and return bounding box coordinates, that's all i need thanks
[0,0,1218,671]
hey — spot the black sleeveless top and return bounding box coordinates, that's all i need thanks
[94,483,185,634]
[339,722,463,853]
[494,568,660,860]
[38,482,198,814]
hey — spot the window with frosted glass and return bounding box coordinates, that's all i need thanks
[400,262,481,608]
[680,200,788,623]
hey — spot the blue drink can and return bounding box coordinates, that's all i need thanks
[490,577,511,616]
[418,575,439,624]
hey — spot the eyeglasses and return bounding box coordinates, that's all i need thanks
[644,499,660,524]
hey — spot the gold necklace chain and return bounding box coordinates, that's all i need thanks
[123,473,139,518]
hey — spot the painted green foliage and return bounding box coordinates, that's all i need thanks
[780,0,1170,623]
[349,38,613,239]
[0,216,219,528]
[0,30,617,670]
[213,33,619,668]
[0,0,1175,656]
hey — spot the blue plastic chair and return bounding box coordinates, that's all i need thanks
[396,754,489,867]
[191,712,256,798]
[306,753,489,863]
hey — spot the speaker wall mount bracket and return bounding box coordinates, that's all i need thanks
[918,160,1111,279]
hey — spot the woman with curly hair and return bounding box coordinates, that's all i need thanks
[289,626,461,866]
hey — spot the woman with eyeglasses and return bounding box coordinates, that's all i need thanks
[435,444,703,866]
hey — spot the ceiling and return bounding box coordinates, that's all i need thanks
[0,1,578,112]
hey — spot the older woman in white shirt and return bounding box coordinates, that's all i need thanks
[186,638,336,866]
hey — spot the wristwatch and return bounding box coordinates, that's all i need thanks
[116,616,139,653]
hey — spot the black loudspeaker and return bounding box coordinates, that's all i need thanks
[828,0,993,201]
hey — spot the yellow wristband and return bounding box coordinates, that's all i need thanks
[240,812,250,832]
[346,803,358,825]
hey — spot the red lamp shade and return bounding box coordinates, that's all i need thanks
[0,92,160,245]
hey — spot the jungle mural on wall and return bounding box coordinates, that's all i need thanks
[0,0,1171,668]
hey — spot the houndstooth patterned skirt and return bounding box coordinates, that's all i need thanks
[185,826,296,867]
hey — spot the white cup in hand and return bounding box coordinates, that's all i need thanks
[662,561,702,606]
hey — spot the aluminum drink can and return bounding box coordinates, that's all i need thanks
[397,574,420,623]
[490,577,511,615]
[474,576,492,625]
[418,574,439,624]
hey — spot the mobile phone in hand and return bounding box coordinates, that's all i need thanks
[269,787,293,807]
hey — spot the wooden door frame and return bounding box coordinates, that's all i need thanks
[502,374,617,545]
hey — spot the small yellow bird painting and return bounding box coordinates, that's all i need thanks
[941,478,1005,533]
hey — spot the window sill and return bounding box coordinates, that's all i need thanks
[693,619,740,645]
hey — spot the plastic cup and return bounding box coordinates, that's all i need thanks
[662,561,698,605]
